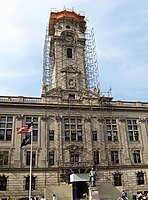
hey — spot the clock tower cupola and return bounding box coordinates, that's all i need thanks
[45,9,87,92]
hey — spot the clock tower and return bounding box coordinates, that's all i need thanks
[46,9,87,93]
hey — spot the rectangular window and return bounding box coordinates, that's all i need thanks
[26,151,36,166]
[25,176,35,190]
[105,119,118,141]
[49,130,54,141]
[0,151,9,167]
[114,173,122,186]
[133,150,141,163]
[0,116,13,141]
[64,117,82,142]
[68,94,75,100]
[137,172,144,185]
[65,131,70,141]
[49,151,54,165]
[25,117,38,141]
[111,151,119,164]
[92,131,97,141]
[94,151,99,164]
[127,119,139,141]
[67,48,72,58]
[70,152,79,164]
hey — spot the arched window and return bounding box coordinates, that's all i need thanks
[66,25,70,29]
[0,176,7,191]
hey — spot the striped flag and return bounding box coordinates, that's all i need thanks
[17,122,33,134]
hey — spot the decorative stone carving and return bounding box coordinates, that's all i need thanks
[97,117,104,123]
[56,115,62,122]
[41,115,50,121]
[139,118,146,123]
[119,118,126,123]
[67,144,83,151]
[42,84,50,94]
[84,116,92,122]
[15,114,24,120]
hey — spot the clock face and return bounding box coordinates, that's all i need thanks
[64,35,74,44]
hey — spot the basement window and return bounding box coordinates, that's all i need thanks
[67,48,72,58]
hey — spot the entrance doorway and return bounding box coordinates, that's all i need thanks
[73,181,88,200]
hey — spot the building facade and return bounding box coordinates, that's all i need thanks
[0,9,148,200]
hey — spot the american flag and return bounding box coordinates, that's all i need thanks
[17,123,33,134]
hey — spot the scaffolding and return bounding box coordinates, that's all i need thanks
[85,28,100,91]
[42,26,52,90]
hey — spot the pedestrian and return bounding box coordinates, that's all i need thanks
[40,196,46,200]
[33,196,36,200]
[122,191,126,200]
[53,194,57,200]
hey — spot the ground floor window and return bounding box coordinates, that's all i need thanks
[25,176,35,190]
[114,173,122,186]
[0,176,7,191]
[137,172,145,185]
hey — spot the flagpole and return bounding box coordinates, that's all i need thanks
[29,121,33,200]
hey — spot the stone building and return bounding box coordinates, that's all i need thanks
[0,8,148,200]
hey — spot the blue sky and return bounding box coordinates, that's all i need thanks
[0,0,148,102]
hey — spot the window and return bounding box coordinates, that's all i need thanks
[137,172,144,185]
[0,151,8,167]
[94,151,99,164]
[49,151,54,165]
[0,116,13,141]
[64,117,82,141]
[26,151,36,166]
[67,48,72,58]
[25,176,35,190]
[49,130,54,141]
[133,150,141,163]
[111,151,119,165]
[70,152,80,164]
[68,94,75,100]
[0,176,7,191]
[127,119,139,141]
[114,173,122,186]
[92,131,97,141]
[25,117,38,141]
[105,119,118,141]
